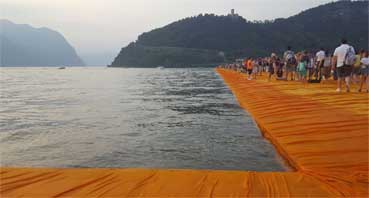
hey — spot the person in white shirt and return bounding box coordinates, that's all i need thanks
[316,48,326,80]
[359,51,369,93]
[322,51,332,80]
[332,38,355,92]
[316,49,326,62]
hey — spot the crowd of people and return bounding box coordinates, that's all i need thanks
[220,39,369,93]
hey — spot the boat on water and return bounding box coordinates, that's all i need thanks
[157,66,165,69]
[58,67,66,70]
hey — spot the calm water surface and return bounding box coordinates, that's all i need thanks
[0,67,284,171]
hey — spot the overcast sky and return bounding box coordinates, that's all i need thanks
[1,0,337,64]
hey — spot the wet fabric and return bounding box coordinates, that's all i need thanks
[1,69,368,197]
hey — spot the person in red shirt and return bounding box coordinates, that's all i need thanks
[243,59,248,75]
[247,58,254,80]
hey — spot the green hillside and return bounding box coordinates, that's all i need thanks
[111,0,368,68]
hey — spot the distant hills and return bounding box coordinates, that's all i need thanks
[111,0,368,68]
[0,19,84,67]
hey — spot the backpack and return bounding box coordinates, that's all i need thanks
[285,51,294,59]
[286,52,297,65]
[288,56,297,66]
[344,46,356,66]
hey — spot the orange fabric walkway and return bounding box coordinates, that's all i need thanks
[216,69,368,196]
[1,69,368,197]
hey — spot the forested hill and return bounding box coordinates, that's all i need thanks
[111,0,368,68]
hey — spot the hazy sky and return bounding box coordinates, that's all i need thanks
[1,0,337,64]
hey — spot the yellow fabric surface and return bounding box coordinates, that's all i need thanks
[216,69,368,196]
[1,168,335,197]
[1,69,368,197]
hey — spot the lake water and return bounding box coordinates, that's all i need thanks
[0,67,284,171]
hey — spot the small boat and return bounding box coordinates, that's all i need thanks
[157,66,165,69]
[58,67,66,70]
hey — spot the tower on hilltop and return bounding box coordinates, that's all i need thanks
[229,9,239,19]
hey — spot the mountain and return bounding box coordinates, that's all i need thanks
[111,0,368,68]
[0,19,84,67]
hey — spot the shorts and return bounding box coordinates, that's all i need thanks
[361,67,369,76]
[318,60,325,68]
[297,64,307,77]
[337,65,352,78]
[353,67,361,75]
[247,69,252,75]
[258,65,263,72]
[322,67,331,77]
[307,68,314,77]
[268,66,274,74]
[298,69,307,77]
[286,64,295,72]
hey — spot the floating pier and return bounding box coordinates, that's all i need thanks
[1,69,368,197]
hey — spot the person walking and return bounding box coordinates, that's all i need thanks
[316,48,326,80]
[332,38,356,92]
[252,59,258,79]
[243,58,248,75]
[307,52,315,80]
[268,54,277,81]
[322,51,332,80]
[359,51,369,93]
[283,46,297,81]
[247,58,254,80]
[353,50,365,85]
[297,51,309,83]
